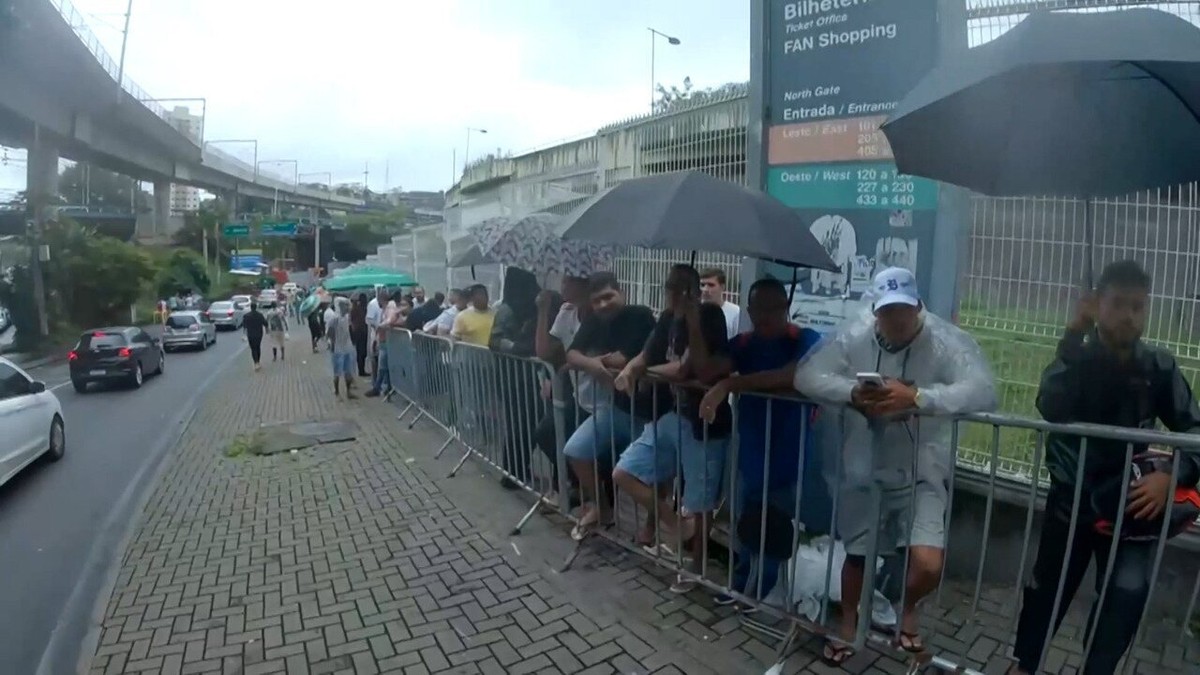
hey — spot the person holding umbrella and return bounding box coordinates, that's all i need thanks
[612,264,733,571]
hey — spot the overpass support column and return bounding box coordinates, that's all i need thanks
[26,134,58,338]
[26,139,59,221]
[153,180,171,236]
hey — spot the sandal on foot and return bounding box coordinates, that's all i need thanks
[896,631,925,654]
[821,641,855,666]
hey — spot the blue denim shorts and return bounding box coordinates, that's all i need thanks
[615,412,728,513]
[563,406,637,463]
[331,352,354,377]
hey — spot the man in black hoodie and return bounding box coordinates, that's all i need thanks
[489,268,543,489]
[1011,260,1200,674]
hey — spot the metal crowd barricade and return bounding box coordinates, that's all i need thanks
[385,328,419,413]
[445,342,566,535]
[547,369,1200,675]
[387,340,1200,673]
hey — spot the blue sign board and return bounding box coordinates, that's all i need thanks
[230,250,263,272]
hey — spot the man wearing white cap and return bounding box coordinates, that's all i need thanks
[794,267,996,665]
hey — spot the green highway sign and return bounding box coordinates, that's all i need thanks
[222,223,249,237]
[261,221,298,237]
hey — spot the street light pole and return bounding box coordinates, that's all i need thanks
[256,159,299,217]
[203,139,258,181]
[464,127,488,174]
[298,173,333,275]
[115,0,134,103]
[647,28,681,114]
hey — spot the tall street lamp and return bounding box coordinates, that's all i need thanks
[299,172,333,271]
[464,127,487,174]
[257,159,299,216]
[648,28,681,113]
[204,139,259,180]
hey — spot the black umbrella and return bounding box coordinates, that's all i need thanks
[560,171,838,271]
[881,8,1200,282]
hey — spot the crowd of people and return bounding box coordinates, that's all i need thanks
[263,258,1198,672]
[395,260,1200,672]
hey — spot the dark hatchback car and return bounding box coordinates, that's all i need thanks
[68,327,165,393]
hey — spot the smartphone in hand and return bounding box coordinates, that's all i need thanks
[856,372,885,388]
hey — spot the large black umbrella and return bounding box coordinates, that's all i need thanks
[881,8,1200,283]
[882,8,1200,198]
[560,171,838,271]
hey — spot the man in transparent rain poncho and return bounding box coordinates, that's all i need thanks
[793,267,996,666]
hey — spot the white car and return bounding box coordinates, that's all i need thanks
[258,289,278,305]
[0,356,64,487]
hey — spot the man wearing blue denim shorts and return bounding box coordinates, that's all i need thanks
[564,273,657,539]
[326,298,358,400]
[613,264,733,565]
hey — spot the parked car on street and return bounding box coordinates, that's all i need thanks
[205,301,244,330]
[69,327,165,392]
[0,355,65,487]
[257,288,278,305]
[161,311,217,351]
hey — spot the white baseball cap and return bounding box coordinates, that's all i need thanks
[871,267,921,312]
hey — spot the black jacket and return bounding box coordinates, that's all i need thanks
[1037,328,1200,498]
[489,268,540,357]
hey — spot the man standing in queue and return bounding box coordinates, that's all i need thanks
[1010,260,1200,674]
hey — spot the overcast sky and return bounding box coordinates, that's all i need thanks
[0,0,749,196]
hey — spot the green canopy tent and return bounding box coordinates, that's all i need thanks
[322,270,418,292]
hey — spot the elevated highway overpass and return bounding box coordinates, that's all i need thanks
[0,0,361,229]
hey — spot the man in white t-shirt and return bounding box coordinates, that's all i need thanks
[701,268,741,338]
[425,289,467,335]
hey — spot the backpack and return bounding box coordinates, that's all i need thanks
[268,311,285,332]
[1092,451,1200,541]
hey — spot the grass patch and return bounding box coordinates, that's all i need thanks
[223,431,267,458]
[955,305,1200,476]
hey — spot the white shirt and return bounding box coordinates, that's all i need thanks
[366,298,383,327]
[366,297,383,347]
[548,303,580,349]
[323,306,337,326]
[718,301,741,339]
[426,306,461,335]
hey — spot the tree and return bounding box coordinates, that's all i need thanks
[155,249,210,299]
[343,207,409,256]
[58,163,151,212]
[654,78,746,114]
[40,220,157,328]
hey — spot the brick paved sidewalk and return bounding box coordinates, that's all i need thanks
[84,348,774,675]
[84,346,1197,675]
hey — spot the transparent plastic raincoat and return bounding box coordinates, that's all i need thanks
[794,307,997,493]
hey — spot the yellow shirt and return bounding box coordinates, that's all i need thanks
[452,307,495,346]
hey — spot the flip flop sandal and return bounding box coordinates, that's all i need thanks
[821,641,855,666]
[897,631,925,654]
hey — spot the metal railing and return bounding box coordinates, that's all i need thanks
[379,325,1200,674]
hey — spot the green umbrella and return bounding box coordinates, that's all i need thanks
[323,270,417,292]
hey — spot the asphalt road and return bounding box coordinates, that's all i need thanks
[0,327,248,675]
